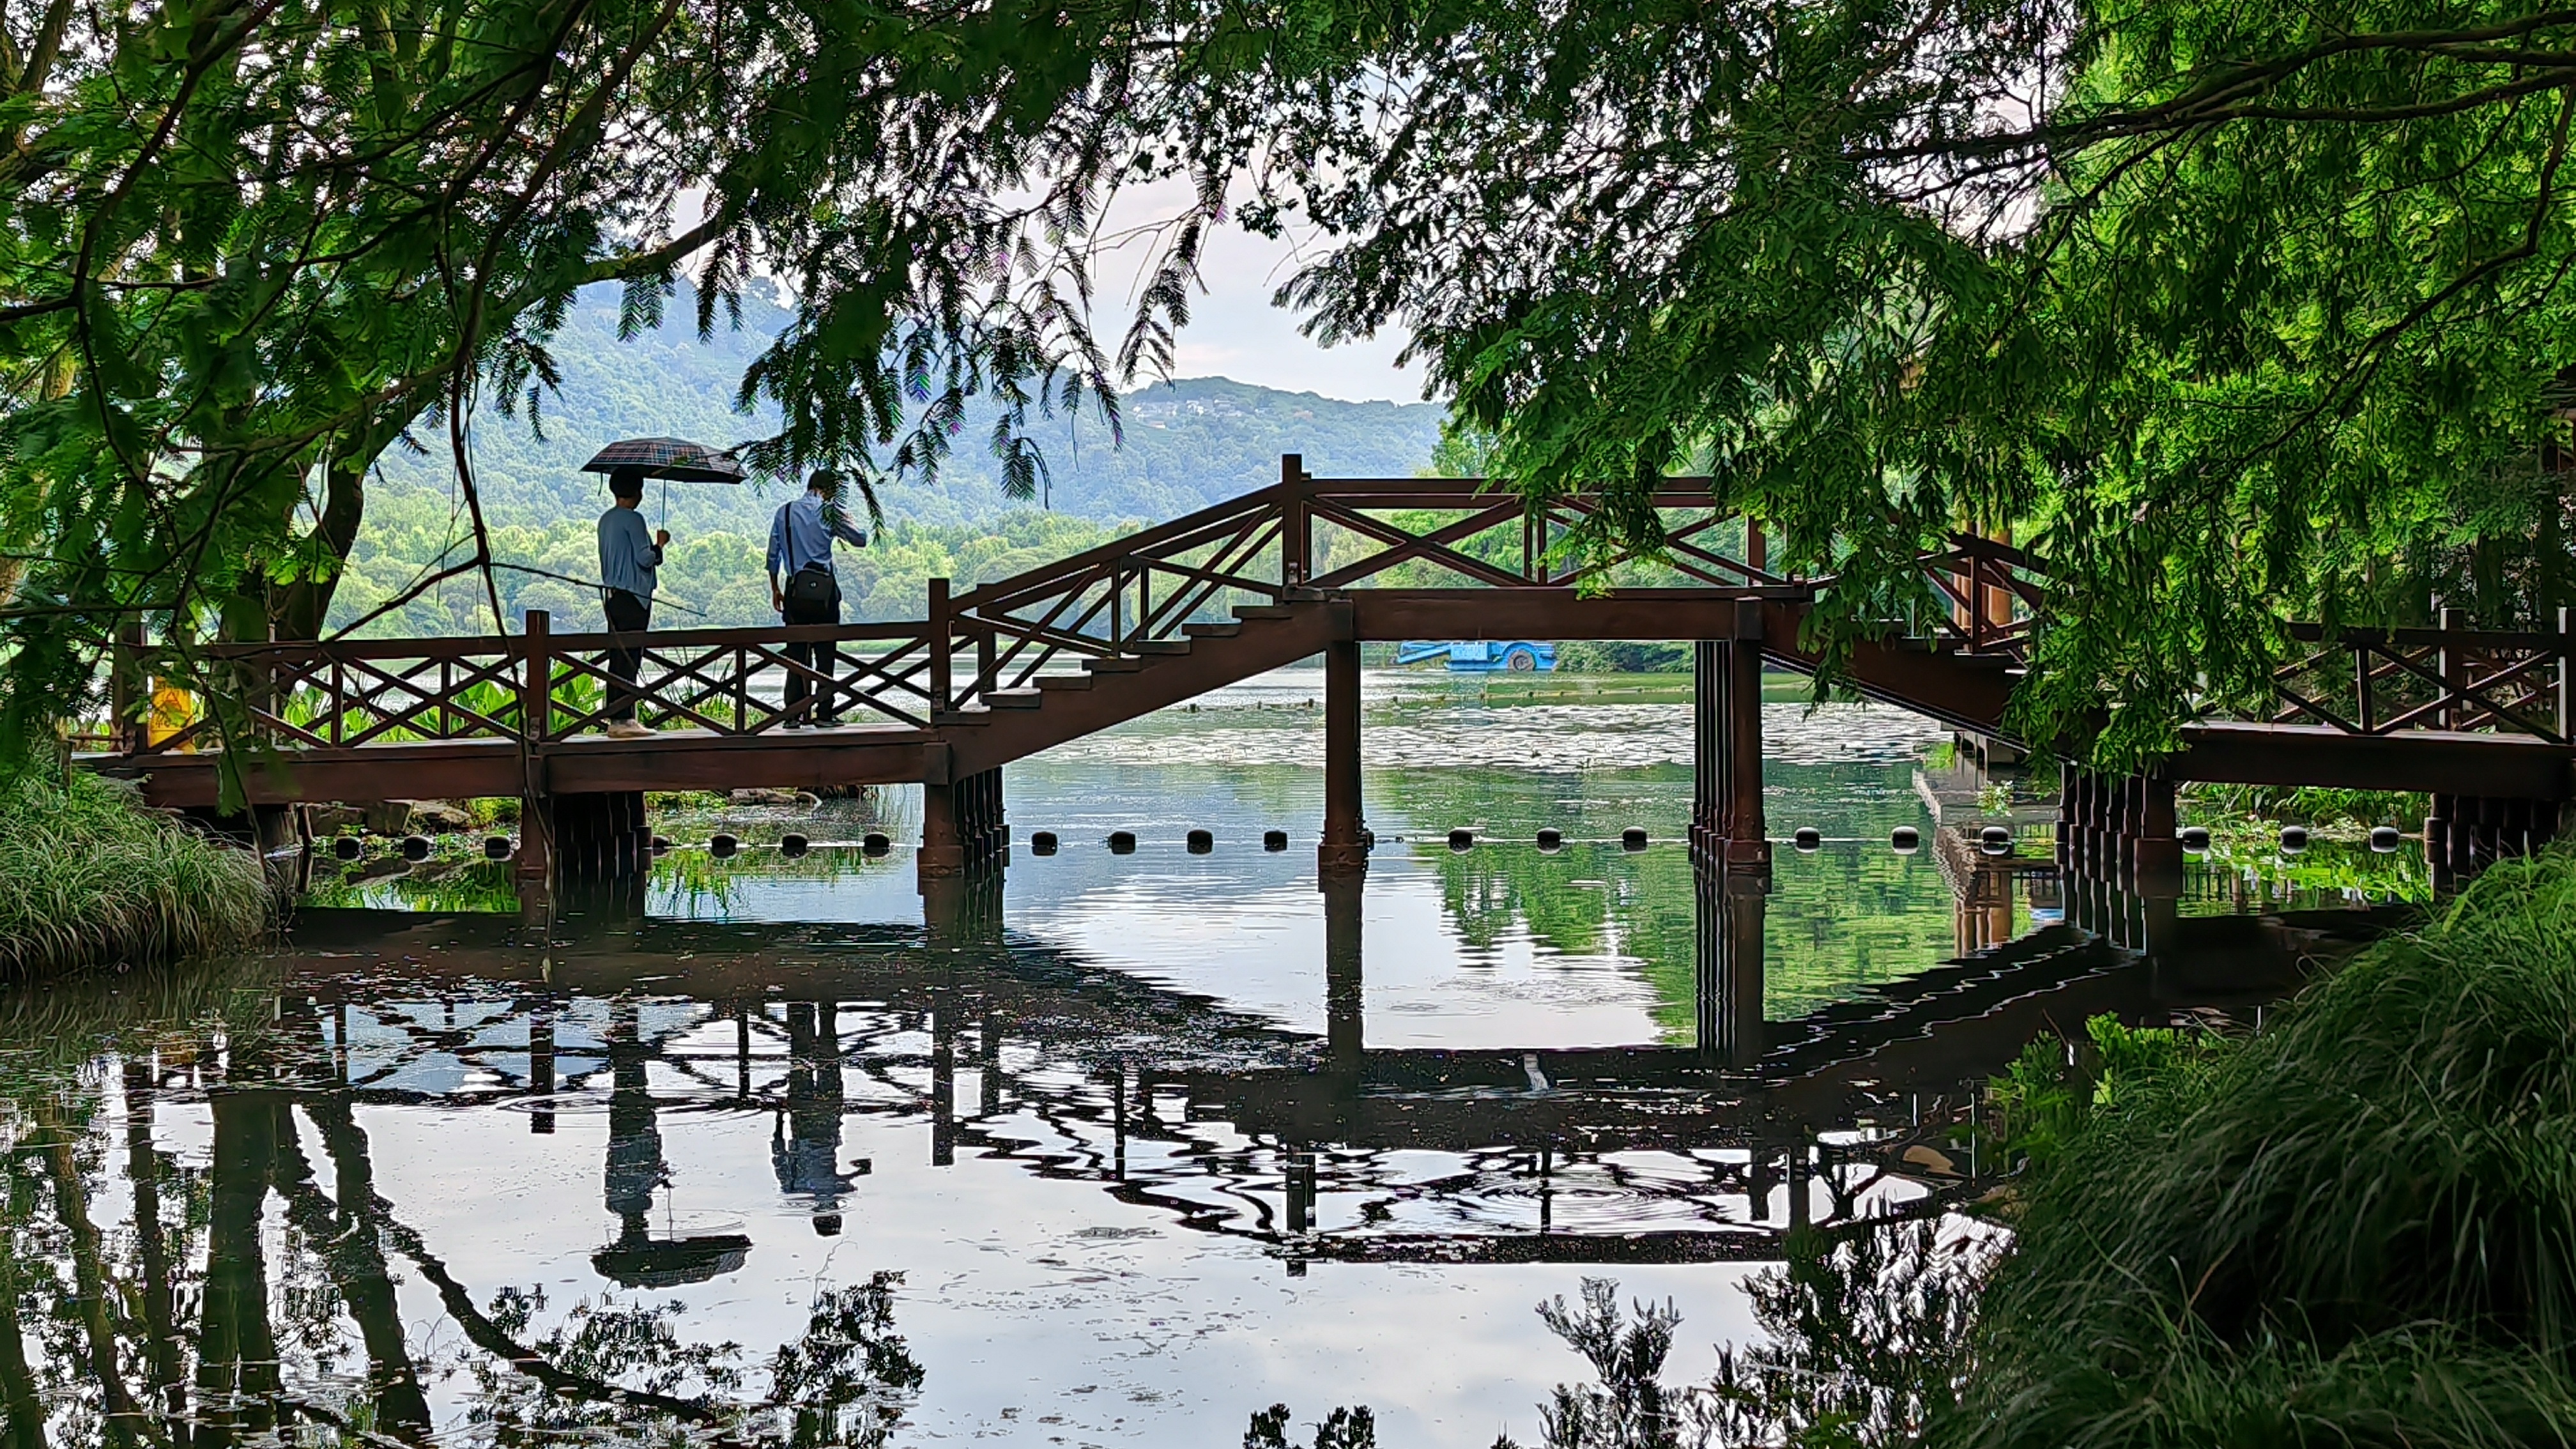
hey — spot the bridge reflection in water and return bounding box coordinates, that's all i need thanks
[238,850,2305,1278]
[0,847,2354,1445]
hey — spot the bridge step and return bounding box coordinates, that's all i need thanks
[1131,640,1194,656]
[1036,673,1096,692]
[1082,656,1147,673]
[931,710,992,726]
[1232,604,1296,620]
[988,689,1046,709]
[1182,622,1243,639]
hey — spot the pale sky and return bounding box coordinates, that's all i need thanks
[1091,178,1425,404]
[693,178,1427,404]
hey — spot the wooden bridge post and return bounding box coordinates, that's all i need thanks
[1319,637,1368,871]
[1692,641,1719,853]
[919,782,965,880]
[2133,774,2182,895]
[1690,617,1771,875]
[928,578,953,713]
[1281,454,1310,588]
[110,622,145,753]
[2557,606,2572,742]
[1723,629,1769,871]
[922,765,1003,886]
[516,610,554,887]
[2438,606,2467,730]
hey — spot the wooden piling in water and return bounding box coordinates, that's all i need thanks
[1319,638,1368,871]
[1689,604,1771,875]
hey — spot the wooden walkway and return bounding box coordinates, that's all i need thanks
[79,458,2576,877]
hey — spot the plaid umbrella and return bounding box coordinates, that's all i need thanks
[579,436,746,483]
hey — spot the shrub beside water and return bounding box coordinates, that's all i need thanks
[0,771,270,978]
[1945,845,2576,1447]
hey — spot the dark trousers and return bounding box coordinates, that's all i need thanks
[604,589,652,723]
[782,574,841,722]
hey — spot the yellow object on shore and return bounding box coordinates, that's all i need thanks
[147,680,199,750]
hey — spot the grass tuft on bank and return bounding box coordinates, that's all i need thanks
[0,772,270,979]
[1947,845,2576,1447]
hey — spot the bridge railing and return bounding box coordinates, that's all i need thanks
[2259,609,2575,744]
[103,613,951,757]
[937,459,1796,707]
[92,464,2043,749]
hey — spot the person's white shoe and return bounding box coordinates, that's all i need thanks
[604,719,653,740]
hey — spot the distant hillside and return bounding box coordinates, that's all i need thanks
[339,282,1445,636]
[371,281,1445,542]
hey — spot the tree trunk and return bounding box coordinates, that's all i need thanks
[269,408,409,642]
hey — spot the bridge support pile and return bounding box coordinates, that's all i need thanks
[919,767,1006,884]
[1319,638,1369,871]
[523,790,652,883]
[2057,769,2183,894]
[2427,793,2565,887]
[1690,629,1770,877]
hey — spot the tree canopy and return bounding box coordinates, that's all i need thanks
[1232,0,2576,760]
[13,0,2576,768]
[0,0,1232,766]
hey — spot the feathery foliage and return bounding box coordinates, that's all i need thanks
[1232,1,2576,764]
[0,771,268,978]
[0,0,1264,779]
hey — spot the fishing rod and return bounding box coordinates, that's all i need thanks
[489,560,713,619]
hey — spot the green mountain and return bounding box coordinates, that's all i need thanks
[341,283,1445,634]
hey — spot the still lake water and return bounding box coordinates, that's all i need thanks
[1,670,2421,1446]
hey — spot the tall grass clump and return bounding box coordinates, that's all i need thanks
[0,771,270,979]
[1940,845,2576,1448]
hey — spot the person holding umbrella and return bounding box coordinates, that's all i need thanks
[580,438,742,739]
[596,467,668,739]
[767,469,869,727]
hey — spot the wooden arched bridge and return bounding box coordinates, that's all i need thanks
[81,456,2576,884]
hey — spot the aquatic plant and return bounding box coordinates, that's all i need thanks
[0,771,269,979]
[1943,845,2576,1446]
[1987,1015,2212,1170]
[2180,782,2430,831]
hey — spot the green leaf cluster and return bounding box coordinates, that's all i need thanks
[1229,1,2576,764]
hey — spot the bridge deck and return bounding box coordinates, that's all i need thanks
[86,719,942,806]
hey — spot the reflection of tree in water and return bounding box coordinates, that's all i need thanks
[458,1275,926,1446]
[768,1278,928,1449]
[0,995,928,1446]
[1253,1226,1992,1449]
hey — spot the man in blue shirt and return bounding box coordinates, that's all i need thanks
[767,470,868,728]
[595,468,668,739]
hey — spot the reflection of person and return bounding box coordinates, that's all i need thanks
[595,1001,753,1286]
[767,470,868,729]
[604,1002,667,1239]
[774,1000,855,1234]
[596,467,669,740]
